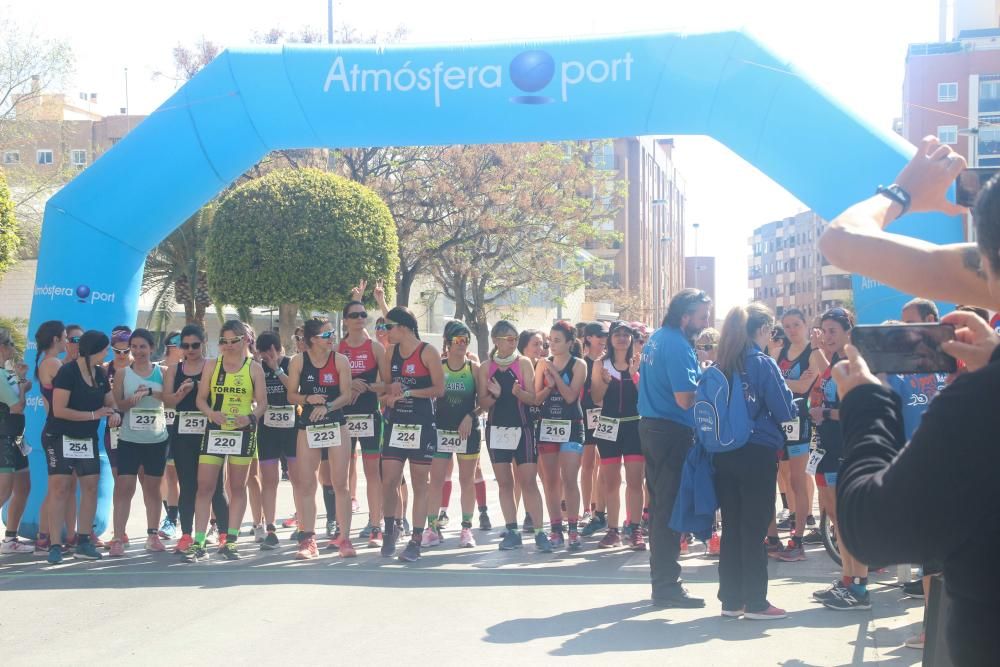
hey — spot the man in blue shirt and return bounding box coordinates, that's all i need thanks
[639,288,712,608]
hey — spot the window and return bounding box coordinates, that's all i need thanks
[71,149,87,166]
[36,150,53,165]
[2,151,19,164]
[937,82,958,102]
[593,142,615,170]
[938,125,958,145]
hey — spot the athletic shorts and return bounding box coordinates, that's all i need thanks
[42,431,101,477]
[381,419,436,465]
[104,426,118,468]
[433,427,482,460]
[535,417,584,452]
[595,418,643,464]
[583,407,601,446]
[0,435,29,473]
[783,441,810,459]
[199,427,257,466]
[117,439,169,477]
[815,471,838,487]
[538,441,584,455]
[343,411,384,458]
[257,423,297,462]
[816,447,842,475]
[487,423,538,466]
[296,416,347,462]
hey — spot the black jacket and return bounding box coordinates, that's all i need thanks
[838,347,1000,666]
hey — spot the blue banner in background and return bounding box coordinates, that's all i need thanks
[14,30,964,536]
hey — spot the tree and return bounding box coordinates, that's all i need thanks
[206,169,399,340]
[141,206,215,329]
[0,170,19,278]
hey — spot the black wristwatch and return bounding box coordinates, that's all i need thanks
[822,408,832,421]
[876,184,911,217]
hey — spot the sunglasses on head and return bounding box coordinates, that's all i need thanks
[68,336,81,344]
[346,311,368,320]
[218,336,244,346]
[179,341,202,350]
[450,335,470,346]
[112,347,130,355]
[493,335,517,344]
[317,331,335,339]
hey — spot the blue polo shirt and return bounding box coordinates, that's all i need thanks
[885,372,948,441]
[638,326,700,427]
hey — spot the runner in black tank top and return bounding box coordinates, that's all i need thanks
[579,321,609,537]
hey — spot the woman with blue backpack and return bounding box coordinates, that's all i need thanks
[706,302,797,620]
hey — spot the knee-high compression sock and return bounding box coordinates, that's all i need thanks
[441,480,452,510]
[323,485,336,521]
[475,479,487,510]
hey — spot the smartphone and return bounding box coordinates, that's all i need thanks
[955,167,1000,207]
[850,324,956,374]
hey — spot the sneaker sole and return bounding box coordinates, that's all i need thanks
[823,603,872,611]
[721,610,744,618]
[745,612,787,620]
[778,554,806,562]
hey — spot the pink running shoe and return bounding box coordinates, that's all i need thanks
[421,527,442,548]
[459,528,476,548]
[109,539,125,558]
[145,534,166,552]
[744,605,788,620]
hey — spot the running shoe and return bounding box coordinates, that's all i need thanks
[205,524,218,545]
[437,510,450,528]
[776,508,790,524]
[220,542,241,561]
[254,525,266,543]
[567,531,582,551]
[580,514,607,537]
[459,528,476,548]
[33,537,50,556]
[522,513,534,534]
[765,539,785,558]
[182,543,207,563]
[745,605,788,620]
[548,531,565,549]
[90,533,106,549]
[679,537,689,555]
[499,531,523,550]
[74,541,103,560]
[706,533,721,558]
[0,538,34,555]
[158,518,177,540]
[289,530,302,542]
[421,528,442,548]
[777,542,806,561]
[721,607,744,618]
[801,529,823,545]
[145,534,166,552]
[217,533,227,548]
[296,537,318,560]
[351,497,360,514]
[629,528,646,551]
[535,532,553,553]
[326,520,338,538]
[261,532,280,551]
[776,513,795,532]
[823,587,871,611]
[598,528,621,549]
[478,510,492,531]
[640,514,650,537]
[401,519,411,537]
[902,580,925,599]
[805,514,816,527]
[813,580,847,602]
[109,539,125,558]
[281,515,297,529]
[367,527,383,549]
[359,523,374,539]
[904,633,925,650]
[622,524,632,538]
[381,526,398,557]
[399,539,421,562]
[339,538,357,558]
[47,544,63,564]
[174,534,194,554]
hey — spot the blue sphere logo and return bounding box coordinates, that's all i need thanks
[75,284,91,302]
[509,50,555,104]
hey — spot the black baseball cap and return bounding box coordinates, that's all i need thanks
[608,320,634,337]
[583,321,610,337]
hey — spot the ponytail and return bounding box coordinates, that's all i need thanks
[716,302,774,381]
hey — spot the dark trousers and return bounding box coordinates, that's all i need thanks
[640,417,694,598]
[714,443,778,612]
[172,436,229,535]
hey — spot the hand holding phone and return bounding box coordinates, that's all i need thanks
[850,323,957,374]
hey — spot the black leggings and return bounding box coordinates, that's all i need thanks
[171,434,228,535]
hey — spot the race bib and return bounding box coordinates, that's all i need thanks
[178,412,207,435]
[436,430,467,454]
[129,408,160,432]
[346,415,375,438]
[62,435,93,459]
[389,424,422,450]
[781,420,801,442]
[489,426,521,451]
[164,409,176,426]
[206,430,243,456]
[306,423,343,448]
[586,408,602,431]
[109,427,120,450]
[539,418,570,443]
[594,416,620,442]
[805,447,826,476]
[264,406,295,429]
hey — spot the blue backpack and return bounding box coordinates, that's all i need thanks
[693,365,753,454]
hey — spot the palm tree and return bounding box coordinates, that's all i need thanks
[142,206,215,330]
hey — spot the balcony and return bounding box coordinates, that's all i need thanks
[583,238,622,260]
[821,264,849,277]
[822,288,852,303]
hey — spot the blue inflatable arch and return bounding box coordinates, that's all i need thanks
[15,30,963,534]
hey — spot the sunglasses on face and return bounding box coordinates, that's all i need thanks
[112,347,130,355]
[383,321,399,331]
[450,335,470,346]
[179,342,202,350]
[493,335,517,344]
[68,336,81,344]
[375,324,387,332]
[218,336,244,346]
[346,311,368,320]
[317,331,335,339]
[696,344,715,351]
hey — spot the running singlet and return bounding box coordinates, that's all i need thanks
[210,358,254,424]
[389,343,435,423]
[438,359,477,431]
[338,338,379,415]
[298,352,343,425]
[539,358,585,421]
[172,363,201,412]
[599,359,639,420]
[812,353,843,455]
[777,344,813,443]
[488,360,530,429]
[263,357,291,407]
[581,357,599,412]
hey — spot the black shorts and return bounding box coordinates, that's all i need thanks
[433,427,482,459]
[583,407,601,446]
[296,416,347,462]
[344,411,384,457]
[382,419,435,465]
[117,439,169,477]
[257,424,298,462]
[595,418,643,463]
[0,435,29,473]
[487,423,538,466]
[43,431,101,477]
[104,427,118,468]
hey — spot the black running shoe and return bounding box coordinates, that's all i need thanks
[381,525,398,558]
[399,539,421,563]
[260,532,280,551]
[479,510,492,531]
[220,543,241,561]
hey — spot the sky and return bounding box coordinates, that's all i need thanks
[5,0,943,315]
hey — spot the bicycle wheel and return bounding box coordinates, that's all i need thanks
[820,509,842,567]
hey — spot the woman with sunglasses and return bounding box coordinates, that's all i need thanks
[511,329,545,531]
[64,324,83,362]
[426,320,482,548]
[339,300,389,548]
[580,321,609,538]
[42,330,121,563]
[108,328,170,556]
[0,329,34,554]
[590,321,647,551]
[534,320,587,551]
[372,314,412,537]
[183,320,267,562]
[809,307,871,611]
[103,327,132,478]
[31,320,66,556]
[286,317,354,559]
[379,307,444,562]
[479,320,551,552]
[158,331,184,541]
[163,324,227,556]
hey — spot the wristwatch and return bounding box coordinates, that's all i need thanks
[822,408,832,421]
[146,387,153,397]
[403,389,412,399]
[876,184,911,217]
